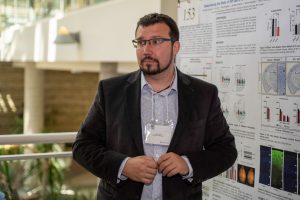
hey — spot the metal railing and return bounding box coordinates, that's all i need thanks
[0,132,77,161]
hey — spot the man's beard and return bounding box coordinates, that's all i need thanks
[139,50,173,75]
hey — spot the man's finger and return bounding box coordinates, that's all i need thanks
[146,167,158,176]
[143,172,156,180]
[162,164,176,176]
[158,159,172,173]
[157,153,170,165]
[166,167,178,177]
[147,160,158,169]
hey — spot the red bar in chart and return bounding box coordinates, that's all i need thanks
[225,166,236,180]
[279,109,282,121]
[279,110,290,123]
[276,27,280,36]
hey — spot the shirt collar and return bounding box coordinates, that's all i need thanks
[141,68,178,93]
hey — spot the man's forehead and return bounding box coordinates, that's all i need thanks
[136,23,170,37]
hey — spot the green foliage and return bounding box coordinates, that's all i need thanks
[13,115,23,134]
[0,144,96,200]
[0,116,96,199]
[0,147,24,200]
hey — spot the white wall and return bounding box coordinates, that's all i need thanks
[0,0,162,63]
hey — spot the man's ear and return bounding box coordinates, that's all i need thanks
[173,41,180,55]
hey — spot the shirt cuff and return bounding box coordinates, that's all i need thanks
[117,157,130,183]
[181,155,193,182]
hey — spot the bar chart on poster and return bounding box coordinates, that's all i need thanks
[177,0,300,199]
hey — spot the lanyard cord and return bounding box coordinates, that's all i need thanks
[149,70,174,123]
[151,92,154,122]
[166,95,169,122]
[151,91,170,123]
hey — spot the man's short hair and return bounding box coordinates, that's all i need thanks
[135,13,179,42]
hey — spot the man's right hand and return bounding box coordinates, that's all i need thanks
[122,156,157,185]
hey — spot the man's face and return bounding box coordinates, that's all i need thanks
[135,23,179,75]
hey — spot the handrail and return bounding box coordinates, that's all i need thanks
[0,132,77,145]
[0,132,77,161]
[0,151,72,161]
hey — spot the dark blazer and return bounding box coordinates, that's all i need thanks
[72,69,237,200]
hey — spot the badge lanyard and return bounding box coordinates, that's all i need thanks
[145,91,175,148]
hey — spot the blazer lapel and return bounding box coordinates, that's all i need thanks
[168,70,194,152]
[124,71,144,155]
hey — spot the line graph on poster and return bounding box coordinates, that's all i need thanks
[178,57,213,83]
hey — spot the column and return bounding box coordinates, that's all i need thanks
[24,63,44,134]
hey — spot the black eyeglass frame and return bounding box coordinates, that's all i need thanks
[132,38,174,48]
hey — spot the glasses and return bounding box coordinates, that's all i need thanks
[132,38,173,49]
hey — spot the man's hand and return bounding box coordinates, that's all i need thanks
[157,152,189,177]
[122,156,157,184]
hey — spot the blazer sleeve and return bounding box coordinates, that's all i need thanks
[72,81,127,184]
[187,85,237,184]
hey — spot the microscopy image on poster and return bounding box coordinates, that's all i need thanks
[286,62,300,95]
[271,148,283,190]
[259,146,299,195]
[261,62,286,95]
[283,151,297,194]
[237,164,255,187]
[298,154,300,195]
[259,145,271,186]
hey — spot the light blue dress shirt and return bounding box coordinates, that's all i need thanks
[118,69,193,200]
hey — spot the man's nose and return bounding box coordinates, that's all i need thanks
[142,42,153,53]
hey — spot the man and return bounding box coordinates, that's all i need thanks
[73,13,237,200]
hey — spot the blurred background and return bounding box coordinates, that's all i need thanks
[0,0,176,199]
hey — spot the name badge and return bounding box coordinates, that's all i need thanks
[145,125,172,146]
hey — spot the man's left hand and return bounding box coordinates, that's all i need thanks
[157,152,189,177]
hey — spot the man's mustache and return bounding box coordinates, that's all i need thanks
[141,56,159,64]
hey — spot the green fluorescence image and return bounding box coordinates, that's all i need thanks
[271,148,283,190]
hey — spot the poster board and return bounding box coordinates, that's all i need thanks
[177,0,300,199]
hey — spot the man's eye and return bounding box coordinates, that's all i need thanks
[153,39,161,44]
[138,40,145,45]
